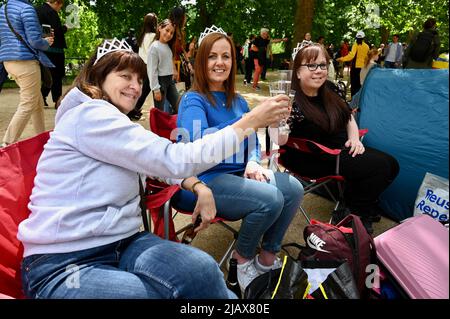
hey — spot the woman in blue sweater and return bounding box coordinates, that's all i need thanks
[174,31,304,294]
[0,0,54,146]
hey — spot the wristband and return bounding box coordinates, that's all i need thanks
[191,180,206,195]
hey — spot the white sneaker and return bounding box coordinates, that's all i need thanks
[236,259,260,295]
[253,255,283,275]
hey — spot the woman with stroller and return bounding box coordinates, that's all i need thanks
[17,38,289,299]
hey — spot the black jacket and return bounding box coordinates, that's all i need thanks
[35,2,67,49]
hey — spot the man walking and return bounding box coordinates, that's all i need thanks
[36,0,68,109]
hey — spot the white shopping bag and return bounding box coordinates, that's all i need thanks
[414,172,449,222]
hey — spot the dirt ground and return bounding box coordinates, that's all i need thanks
[0,71,398,266]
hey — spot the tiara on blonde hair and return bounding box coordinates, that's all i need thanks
[292,40,314,60]
[198,25,227,46]
[94,38,133,65]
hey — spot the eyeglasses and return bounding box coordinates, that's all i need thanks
[299,63,328,71]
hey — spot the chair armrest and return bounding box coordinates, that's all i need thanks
[359,128,368,138]
[285,137,342,156]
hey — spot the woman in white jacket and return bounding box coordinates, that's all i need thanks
[17,39,290,299]
[128,13,158,120]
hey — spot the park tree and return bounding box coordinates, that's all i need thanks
[0,0,447,62]
[293,0,315,46]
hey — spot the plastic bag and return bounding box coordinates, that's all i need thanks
[244,256,360,299]
[414,172,449,222]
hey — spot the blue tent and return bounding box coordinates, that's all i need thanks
[357,68,449,221]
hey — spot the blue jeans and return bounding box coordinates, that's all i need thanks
[21,232,236,299]
[154,75,179,114]
[174,171,304,259]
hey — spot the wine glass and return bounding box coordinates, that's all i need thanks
[269,80,293,134]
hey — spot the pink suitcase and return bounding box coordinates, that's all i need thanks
[374,214,449,299]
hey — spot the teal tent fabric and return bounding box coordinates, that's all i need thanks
[357,68,449,221]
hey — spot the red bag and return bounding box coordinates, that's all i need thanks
[298,214,376,297]
[0,131,50,298]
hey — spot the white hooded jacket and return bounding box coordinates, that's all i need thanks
[18,87,239,257]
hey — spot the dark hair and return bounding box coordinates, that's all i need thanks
[61,45,146,106]
[423,17,437,29]
[356,38,363,45]
[137,13,158,47]
[169,6,186,27]
[192,33,237,108]
[291,44,351,133]
[169,6,187,52]
[155,19,176,48]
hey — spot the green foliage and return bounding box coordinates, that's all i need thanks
[2,0,447,61]
[62,0,100,59]
[313,0,448,52]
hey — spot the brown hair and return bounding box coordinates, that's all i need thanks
[191,33,237,108]
[48,0,64,4]
[137,13,158,47]
[423,18,437,30]
[291,43,351,133]
[61,46,146,105]
[155,19,176,48]
[364,48,380,67]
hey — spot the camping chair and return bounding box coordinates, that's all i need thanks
[268,129,368,225]
[0,131,50,299]
[146,108,239,268]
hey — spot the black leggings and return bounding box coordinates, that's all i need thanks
[280,146,400,217]
[350,67,361,97]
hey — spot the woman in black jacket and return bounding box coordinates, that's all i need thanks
[36,0,67,108]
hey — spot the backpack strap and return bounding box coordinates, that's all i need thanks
[281,242,307,260]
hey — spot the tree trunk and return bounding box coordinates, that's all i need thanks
[293,0,315,48]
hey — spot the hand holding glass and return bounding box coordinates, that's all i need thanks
[268,81,294,134]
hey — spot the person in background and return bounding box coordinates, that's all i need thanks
[124,28,138,53]
[279,43,399,234]
[169,6,188,85]
[17,38,290,299]
[0,62,8,93]
[148,19,178,114]
[317,36,325,47]
[377,43,386,66]
[0,0,54,147]
[251,28,287,91]
[337,31,370,97]
[128,12,158,121]
[403,17,440,69]
[173,31,303,294]
[242,34,255,86]
[383,34,403,68]
[304,32,312,42]
[360,48,380,85]
[36,0,68,109]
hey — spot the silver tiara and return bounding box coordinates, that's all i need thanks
[198,25,227,47]
[292,40,313,60]
[94,38,133,65]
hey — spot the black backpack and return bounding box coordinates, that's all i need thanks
[409,31,435,62]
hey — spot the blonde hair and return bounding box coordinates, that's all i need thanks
[364,48,380,67]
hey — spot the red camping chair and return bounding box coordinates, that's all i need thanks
[269,129,368,224]
[0,131,50,299]
[146,108,239,268]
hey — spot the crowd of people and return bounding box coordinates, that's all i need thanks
[0,1,445,299]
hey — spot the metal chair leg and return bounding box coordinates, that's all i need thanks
[218,238,237,269]
[163,201,171,240]
[299,205,311,224]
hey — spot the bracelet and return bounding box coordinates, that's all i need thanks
[191,180,206,195]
